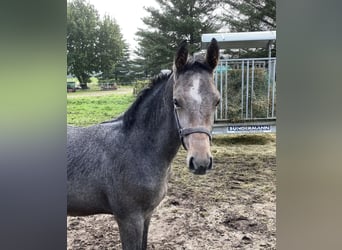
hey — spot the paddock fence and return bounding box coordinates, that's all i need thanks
[213,57,276,134]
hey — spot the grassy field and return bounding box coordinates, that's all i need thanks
[67,86,135,126]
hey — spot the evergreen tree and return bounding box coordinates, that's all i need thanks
[220,0,276,32]
[219,0,276,58]
[114,43,135,84]
[135,0,220,76]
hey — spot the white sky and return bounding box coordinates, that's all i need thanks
[87,0,159,53]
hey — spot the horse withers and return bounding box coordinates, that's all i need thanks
[67,38,220,250]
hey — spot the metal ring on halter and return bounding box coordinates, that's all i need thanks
[174,107,212,150]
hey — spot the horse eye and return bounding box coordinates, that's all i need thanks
[173,98,181,108]
[215,99,221,107]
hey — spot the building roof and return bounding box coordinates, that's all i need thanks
[201,30,276,49]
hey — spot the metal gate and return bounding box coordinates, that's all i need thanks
[213,57,276,134]
[201,31,277,134]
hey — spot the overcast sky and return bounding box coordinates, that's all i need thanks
[87,0,159,53]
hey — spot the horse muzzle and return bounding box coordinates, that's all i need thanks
[188,155,213,175]
[185,132,213,175]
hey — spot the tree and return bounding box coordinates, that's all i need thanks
[135,0,220,76]
[219,0,276,58]
[113,43,136,84]
[67,0,125,88]
[96,15,125,80]
[67,0,99,88]
[220,0,276,32]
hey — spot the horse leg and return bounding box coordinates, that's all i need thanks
[117,214,145,250]
[142,215,152,250]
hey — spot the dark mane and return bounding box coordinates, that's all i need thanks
[122,72,172,130]
[100,73,172,126]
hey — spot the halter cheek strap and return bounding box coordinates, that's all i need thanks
[174,108,212,150]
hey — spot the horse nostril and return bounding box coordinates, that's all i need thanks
[189,157,195,170]
[208,157,213,170]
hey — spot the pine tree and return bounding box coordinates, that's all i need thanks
[135,0,220,76]
[219,0,276,58]
[114,43,135,84]
[220,0,276,32]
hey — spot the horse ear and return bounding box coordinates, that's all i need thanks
[173,40,188,73]
[206,38,219,70]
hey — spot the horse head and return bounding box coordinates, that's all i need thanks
[173,38,220,175]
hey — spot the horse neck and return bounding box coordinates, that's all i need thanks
[126,75,180,162]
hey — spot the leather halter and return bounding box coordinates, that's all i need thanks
[174,107,212,150]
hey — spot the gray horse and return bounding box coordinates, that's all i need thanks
[67,38,220,250]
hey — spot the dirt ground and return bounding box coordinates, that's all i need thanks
[67,134,276,250]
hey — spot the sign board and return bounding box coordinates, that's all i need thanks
[212,123,276,135]
[227,124,272,133]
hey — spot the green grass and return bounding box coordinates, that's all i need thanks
[67,92,135,126]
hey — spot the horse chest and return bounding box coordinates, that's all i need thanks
[119,167,170,210]
[149,177,168,206]
[136,175,168,207]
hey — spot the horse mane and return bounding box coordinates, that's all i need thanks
[100,73,172,127]
[122,72,172,130]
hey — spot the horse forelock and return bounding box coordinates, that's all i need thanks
[174,57,213,77]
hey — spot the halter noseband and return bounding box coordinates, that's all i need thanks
[174,107,212,150]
